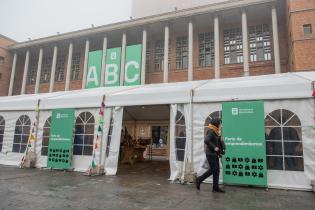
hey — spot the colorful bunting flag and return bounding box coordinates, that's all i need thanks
[98,125,102,132]
[99,117,104,124]
[35,106,40,113]
[91,160,96,169]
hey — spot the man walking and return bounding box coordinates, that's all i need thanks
[196,118,225,193]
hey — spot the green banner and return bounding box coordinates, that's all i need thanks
[105,47,121,87]
[86,50,103,89]
[124,44,142,86]
[222,101,267,187]
[47,108,75,169]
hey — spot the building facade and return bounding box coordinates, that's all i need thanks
[0,35,16,96]
[2,0,315,96]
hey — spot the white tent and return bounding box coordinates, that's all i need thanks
[0,72,314,191]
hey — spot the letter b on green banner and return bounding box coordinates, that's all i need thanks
[105,48,121,87]
[86,50,102,89]
[124,44,142,86]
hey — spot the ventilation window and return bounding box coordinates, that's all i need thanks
[303,24,312,35]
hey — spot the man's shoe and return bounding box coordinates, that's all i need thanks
[195,178,200,190]
[212,188,225,193]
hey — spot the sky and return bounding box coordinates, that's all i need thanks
[0,0,132,42]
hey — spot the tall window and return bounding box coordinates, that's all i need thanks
[73,112,95,156]
[106,118,114,158]
[0,56,4,64]
[175,111,186,162]
[41,57,52,83]
[13,115,31,153]
[249,24,272,62]
[71,53,81,80]
[154,40,164,72]
[265,109,304,171]
[199,32,214,67]
[55,56,65,82]
[41,117,51,156]
[176,36,188,69]
[224,28,243,64]
[204,111,222,135]
[146,42,151,72]
[0,116,5,152]
[154,40,171,72]
[28,60,37,84]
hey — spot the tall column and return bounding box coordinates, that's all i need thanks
[242,9,249,76]
[8,53,17,96]
[82,39,90,88]
[272,6,281,74]
[49,45,58,93]
[21,50,30,94]
[163,25,169,83]
[188,21,193,81]
[214,16,220,79]
[120,33,127,86]
[35,48,43,94]
[65,42,73,91]
[101,36,108,86]
[141,29,147,85]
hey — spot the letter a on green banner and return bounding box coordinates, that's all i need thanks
[124,44,142,86]
[105,48,121,87]
[86,50,102,89]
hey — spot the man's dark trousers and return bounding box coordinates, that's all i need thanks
[198,154,220,190]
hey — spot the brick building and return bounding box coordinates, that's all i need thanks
[1,0,315,96]
[0,35,16,96]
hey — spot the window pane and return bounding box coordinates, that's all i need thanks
[85,125,94,135]
[84,135,94,146]
[284,142,303,156]
[83,146,93,156]
[21,135,29,144]
[267,156,283,170]
[13,134,20,143]
[175,125,186,137]
[176,149,185,162]
[74,134,84,145]
[268,127,282,141]
[285,157,304,171]
[73,145,83,155]
[41,147,48,156]
[20,144,27,153]
[175,137,186,150]
[12,144,20,152]
[266,141,283,156]
[283,127,301,141]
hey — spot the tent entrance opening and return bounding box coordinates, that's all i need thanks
[117,105,170,176]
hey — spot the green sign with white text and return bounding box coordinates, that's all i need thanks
[222,101,267,187]
[105,47,121,87]
[124,44,142,86]
[86,50,103,89]
[47,108,75,169]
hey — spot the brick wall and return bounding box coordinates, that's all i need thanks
[288,0,315,72]
[0,36,15,96]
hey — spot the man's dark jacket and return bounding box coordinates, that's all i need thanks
[204,129,221,156]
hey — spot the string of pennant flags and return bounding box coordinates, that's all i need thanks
[90,100,105,169]
[20,104,40,168]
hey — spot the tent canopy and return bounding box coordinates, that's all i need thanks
[193,72,315,103]
[39,86,134,110]
[1,72,314,111]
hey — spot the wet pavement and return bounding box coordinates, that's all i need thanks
[0,161,314,210]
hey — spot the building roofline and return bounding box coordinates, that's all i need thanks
[0,34,17,43]
[9,0,275,50]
